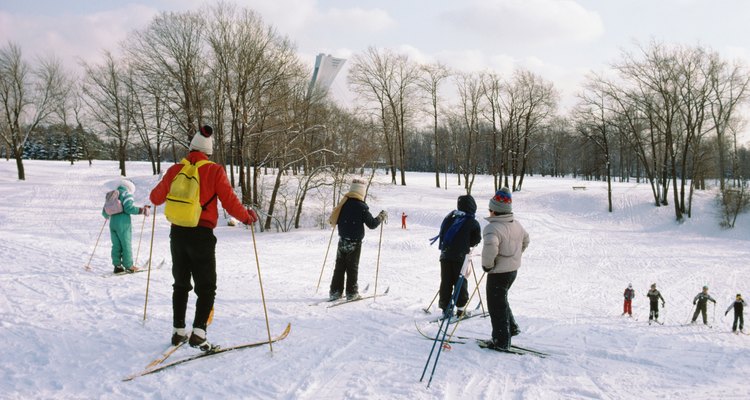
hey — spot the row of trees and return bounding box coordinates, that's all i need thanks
[1,2,749,228]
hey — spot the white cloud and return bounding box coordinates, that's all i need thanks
[440,0,604,45]
[0,4,157,69]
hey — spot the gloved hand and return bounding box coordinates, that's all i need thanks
[662,303,665,308]
[142,205,151,217]
[245,208,258,225]
[377,210,388,223]
[693,301,696,305]
[482,265,492,272]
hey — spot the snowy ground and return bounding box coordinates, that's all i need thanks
[1,159,749,400]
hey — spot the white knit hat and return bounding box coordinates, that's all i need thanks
[189,125,214,155]
[349,179,367,198]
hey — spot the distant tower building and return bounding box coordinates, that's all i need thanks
[307,53,346,99]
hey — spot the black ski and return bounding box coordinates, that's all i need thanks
[327,287,389,308]
[476,339,547,358]
[309,284,370,306]
[122,323,291,381]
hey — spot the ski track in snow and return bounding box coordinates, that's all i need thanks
[1,160,750,399]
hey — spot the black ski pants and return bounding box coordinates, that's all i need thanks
[170,225,217,331]
[486,270,518,348]
[692,303,710,324]
[649,302,660,320]
[330,238,362,296]
[732,312,744,331]
[438,259,469,312]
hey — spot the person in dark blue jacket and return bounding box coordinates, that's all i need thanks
[328,179,386,301]
[431,195,481,318]
[725,293,745,333]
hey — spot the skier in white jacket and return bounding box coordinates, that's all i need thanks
[480,187,530,351]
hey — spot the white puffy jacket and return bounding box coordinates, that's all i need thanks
[481,214,529,274]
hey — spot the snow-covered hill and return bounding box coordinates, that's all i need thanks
[1,160,748,399]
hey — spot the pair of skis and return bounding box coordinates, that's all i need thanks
[415,321,550,358]
[123,323,291,381]
[309,284,390,308]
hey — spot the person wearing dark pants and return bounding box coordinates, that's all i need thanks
[432,195,481,318]
[646,283,666,323]
[691,286,716,325]
[170,226,217,334]
[150,125,258,351]
[486,270,518,344]
[725,294,746,333]
[481,188,529,350]
[328,179,386,301]
[330,238,363,298]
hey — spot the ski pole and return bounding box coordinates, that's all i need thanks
[713,302,716,324]
[374,221,384,300]
[421,294,452,383]
[250,222,274,352]
[134,213,147,267]
[84,218,108,270]
[315,225,336,293]
[142,205,157,322]
[423,276,465,387]
[423,289,440,313]
[447,271,487,343]
[470,259,486,315]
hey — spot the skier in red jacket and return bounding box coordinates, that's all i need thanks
[623,283,635,316]
[150,125,258,352]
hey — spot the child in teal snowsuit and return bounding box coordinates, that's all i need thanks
[102,179,149,273]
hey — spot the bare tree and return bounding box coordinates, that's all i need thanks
[0,42,63,180]
[82,52,133,176]
[417,62,451,188]
[126,10,207,143]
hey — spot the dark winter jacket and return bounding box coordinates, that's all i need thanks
[693,292,716,307]
[438,196,482,262]
[335,198,380,241]
[624,288,635,301]
[726,299,746,315]
[647,289,664,306]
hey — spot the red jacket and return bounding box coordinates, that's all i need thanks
[150,151,251,229]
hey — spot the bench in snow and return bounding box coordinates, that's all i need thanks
[572,186,586,190]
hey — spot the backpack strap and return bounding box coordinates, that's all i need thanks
[192,159,216,210]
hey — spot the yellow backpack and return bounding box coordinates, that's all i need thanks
[164,159,215,227]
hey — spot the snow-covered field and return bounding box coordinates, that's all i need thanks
[1,159,749,400]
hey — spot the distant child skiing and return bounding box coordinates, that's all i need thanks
[623,283,635,316]
[328,178,386,301]
[480,188,529,350]
[430,195,481,319]
[725,293,745,333]
[401,212,407,229]
[646,283,665,324]
[691,286,717,325]
[101,179,150,274]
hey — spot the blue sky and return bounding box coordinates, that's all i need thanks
[2,0,749,110]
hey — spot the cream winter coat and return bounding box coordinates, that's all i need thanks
[481,214,530,274]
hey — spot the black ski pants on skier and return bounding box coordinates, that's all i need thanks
[732,312,744,331]
[486,270,518,349]
[438,259,469,313]
[330,238,362,297]
[692,303,710,324]
[170,225,217,331]
[649,302,660,321]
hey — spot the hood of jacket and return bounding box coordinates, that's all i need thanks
[457,195,477,214]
